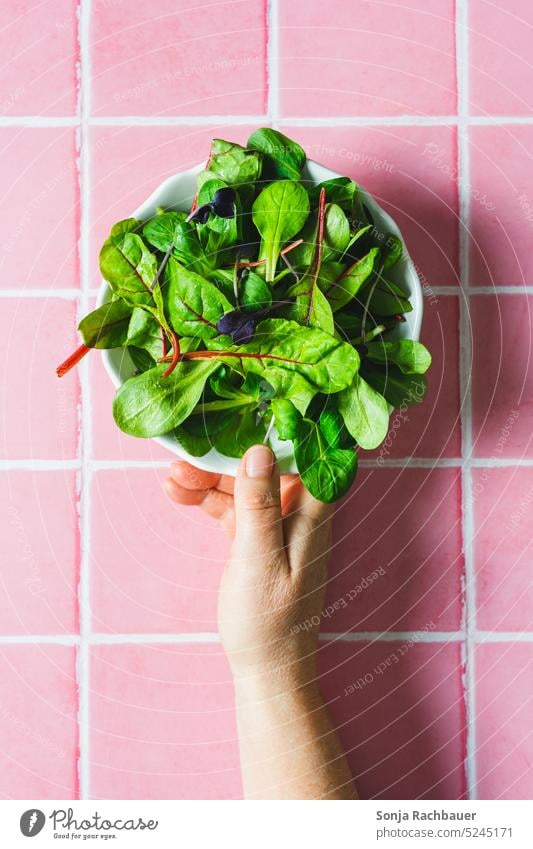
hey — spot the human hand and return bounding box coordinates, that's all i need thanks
[165,445,333,690]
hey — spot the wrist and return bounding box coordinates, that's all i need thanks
[232,663,321,705]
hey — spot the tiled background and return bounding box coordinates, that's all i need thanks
[1,0,532,801]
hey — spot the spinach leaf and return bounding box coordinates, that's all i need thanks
[247,128,306,180]
[381,233,403,270]
[78,300,132,349]
[288,280,335,335]
[338,373,390,449]
[366,340,432,374]
[212,409,266,458]
[199,138,262,194]
[113,360,219,437]
[294,419,357,503]
[128,346,156,373]
[360,276,412,316]
[309,177,356,213]
[165,258,232,340]
[289,203,351,267]
[361,362,427,408]
[271,398,300,440]
[252,181,310,281]
[240,271,272,309]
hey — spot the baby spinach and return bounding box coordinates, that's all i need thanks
[252,181,310,281]
[58,127,432,502]
[247,128,306,180]
[113,360,219,437]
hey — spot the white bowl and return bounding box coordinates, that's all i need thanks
[97,159,423,475]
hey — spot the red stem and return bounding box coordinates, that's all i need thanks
[159,349,312,367]
[56,344,91,378]
[280,238,304,256]
[161,329,181,378]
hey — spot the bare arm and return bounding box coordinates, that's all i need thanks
[166,444,358,800]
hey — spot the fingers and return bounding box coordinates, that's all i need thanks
[164,473,235,536]
[233,444,284,556]
[169,461,234,495]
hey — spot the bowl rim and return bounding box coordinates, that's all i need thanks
[97,158,424,475]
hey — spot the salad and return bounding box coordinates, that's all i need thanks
[57,128,431,503]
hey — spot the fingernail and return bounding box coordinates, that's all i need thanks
[245,445,274,478]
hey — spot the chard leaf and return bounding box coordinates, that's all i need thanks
[113,360,219,437]
[78,300,132,349]
[294,420,357,503]
[361,276,412,316]
[166,258,232,340]
[143,211,187,253]
[100,227,157,306]
[126,307,163,359]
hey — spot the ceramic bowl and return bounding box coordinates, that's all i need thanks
[97,159,423,475]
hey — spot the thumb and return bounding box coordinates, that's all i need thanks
[233,444,283,556]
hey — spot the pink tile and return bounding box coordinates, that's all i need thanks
[469,126,533,286]
[91,353,170,461]
[324,467,464,632]
[473,468,533,631]
[90,124,255,286]
[0,129,79,289]
[318,640,466,799]
[367,295,461,460]
[470,0,533,116]
[1,299,80,459]
[90,644,241,799]
[471,296,533,458]
[91,0,266,116]
[279,0,456,117]
[91,470,227,633]
[0,471,78,634]
[0,645,78,799]
[0,1,78,116]
[282,124,459,286]
[476,643,533,799]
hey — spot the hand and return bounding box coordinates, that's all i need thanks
[165,445,333,690]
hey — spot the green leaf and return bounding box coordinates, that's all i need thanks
[361,362,427,408]
[240,271,272,310]
[338,374,390,449]
[288,279,335,335]
[322,248,379,312]
[199,138,262,191]
[252,180,310,281]
[165,258,232,339]
[294,420,357,503]
[381,233,403,270]
[126,307,163,359]
[212,409,266,458]
[319,408,347,449]
[99,228,157,306]
[309,177,357,213]
[211,318,359,396]
[78,300,132,349]
[271,398,301,440]
[247,128,306,180]
[128,346,156,373]
[366,340,432,374]
[143,211,187,252]
[113,360,219,437]
[361,276,412,316]
[289,203,351,267]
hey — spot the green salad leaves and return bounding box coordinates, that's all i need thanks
[57,128,432,503]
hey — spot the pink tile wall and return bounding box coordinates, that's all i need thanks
[1,0,532,803]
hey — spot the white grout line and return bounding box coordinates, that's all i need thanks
[4,114,533,129]
[456,0,477,802]
[267,0,280,128]
[77,0,92,802]
[3,456,533,472]
[3,630,533,646]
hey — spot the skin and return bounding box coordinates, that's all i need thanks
[165,443,358,800]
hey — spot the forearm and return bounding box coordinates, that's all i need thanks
[233,672,358,800]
